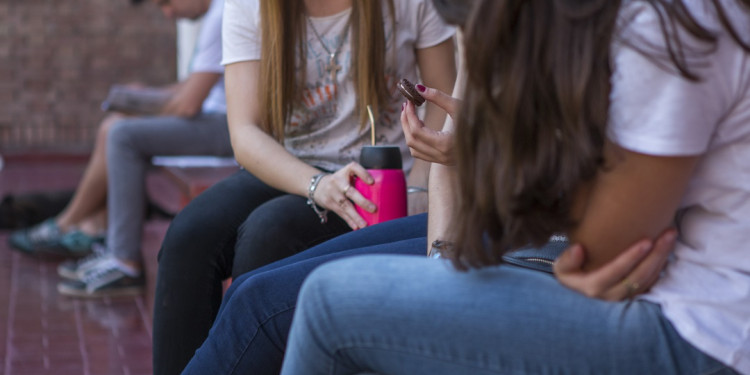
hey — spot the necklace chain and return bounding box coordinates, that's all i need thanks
[307,15,352,82]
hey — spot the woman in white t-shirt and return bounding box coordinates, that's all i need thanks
[280,0,750,373]
[152,0,456,373]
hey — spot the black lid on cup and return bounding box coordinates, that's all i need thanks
[359,146,402,169]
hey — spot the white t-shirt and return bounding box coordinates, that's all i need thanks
[222,0,455,172]
[609,1,750,372]
[191,0,226,114]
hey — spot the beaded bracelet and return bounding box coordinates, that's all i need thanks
[307,173,329,223]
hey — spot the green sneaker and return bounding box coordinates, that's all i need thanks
[8,219,66,254]
[8,219,95,258]
[59,230,105,255]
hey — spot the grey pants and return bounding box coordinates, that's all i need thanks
[106,112,232,263]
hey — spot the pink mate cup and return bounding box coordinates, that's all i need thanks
[354,145,407,226]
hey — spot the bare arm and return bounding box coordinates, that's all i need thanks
[406,38,457,215]
[225,61,321,196]
[570,141,699,270]
[425,106,459,250]
[224,61,376,230]
[160,72,221,118]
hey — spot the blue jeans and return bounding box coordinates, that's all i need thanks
[180,214,428,375]
[281,255,737,375]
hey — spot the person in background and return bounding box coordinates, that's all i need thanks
[152,0,458,373]
[10,0,233,298]
[281,0,750,373]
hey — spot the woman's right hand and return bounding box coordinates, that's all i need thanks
[401,84,462,165]
[553,228,677,301]
[313,162,376,230]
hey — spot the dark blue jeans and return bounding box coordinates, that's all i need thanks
[153,170,353,375]
[180,213,428,375]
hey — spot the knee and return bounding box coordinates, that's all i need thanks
[106,118,137,151]
[95,114,123,147]
[298,259,355,306]
[158,209,223,267]
[238,201,301,243]
[229,273,284,312]
[294,261,351,329]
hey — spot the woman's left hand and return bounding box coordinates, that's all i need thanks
[553,228,677,301]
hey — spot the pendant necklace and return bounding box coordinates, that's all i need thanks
[307,14,352,82]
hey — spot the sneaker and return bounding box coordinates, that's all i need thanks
[8,219,67,254]
[58,243,108,281]
[57,256,144,298]
[59,230,105,255]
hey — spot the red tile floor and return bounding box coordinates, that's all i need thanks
[0,155,182,375]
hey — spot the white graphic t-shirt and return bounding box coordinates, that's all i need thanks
[222,0,455,172]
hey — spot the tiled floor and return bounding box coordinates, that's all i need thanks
[0,156,181,375]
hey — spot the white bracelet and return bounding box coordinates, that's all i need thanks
[307,173,329,223]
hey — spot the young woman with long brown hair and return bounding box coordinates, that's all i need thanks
[280,0,750,373]
[151,0,457,373]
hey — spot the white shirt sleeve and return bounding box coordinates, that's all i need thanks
[221,0,261,66]
[607,4,728,157]
[414,0,455,49]
[190,0,224,74]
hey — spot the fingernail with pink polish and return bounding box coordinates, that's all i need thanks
[416,84,426,92]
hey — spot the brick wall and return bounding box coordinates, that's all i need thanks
[0,0,177,153]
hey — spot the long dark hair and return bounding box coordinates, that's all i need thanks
[451,0,750,270]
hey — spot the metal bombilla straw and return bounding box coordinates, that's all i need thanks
[367,105,376,146]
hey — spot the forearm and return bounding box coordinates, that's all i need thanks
[426,44,464,250]
[569,143,698,270]
[405,88,452,190]
[407,37,456,193]
[426,114,458,251]
[426,163,457,251]
[161,72,221,117]
[230,124,320,197]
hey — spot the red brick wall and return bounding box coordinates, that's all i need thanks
[0,0,177,153]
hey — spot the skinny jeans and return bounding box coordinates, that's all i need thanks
[152,169,353,375]
[180,214,428,375]
[281,255,738,375]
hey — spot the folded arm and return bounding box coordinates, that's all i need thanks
[569,141,699,270]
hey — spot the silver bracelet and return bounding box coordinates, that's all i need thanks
[307,173,329,224]
[407,186,428,194]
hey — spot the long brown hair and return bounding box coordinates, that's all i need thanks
[451,0,750,269]
[258,0,396,142]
